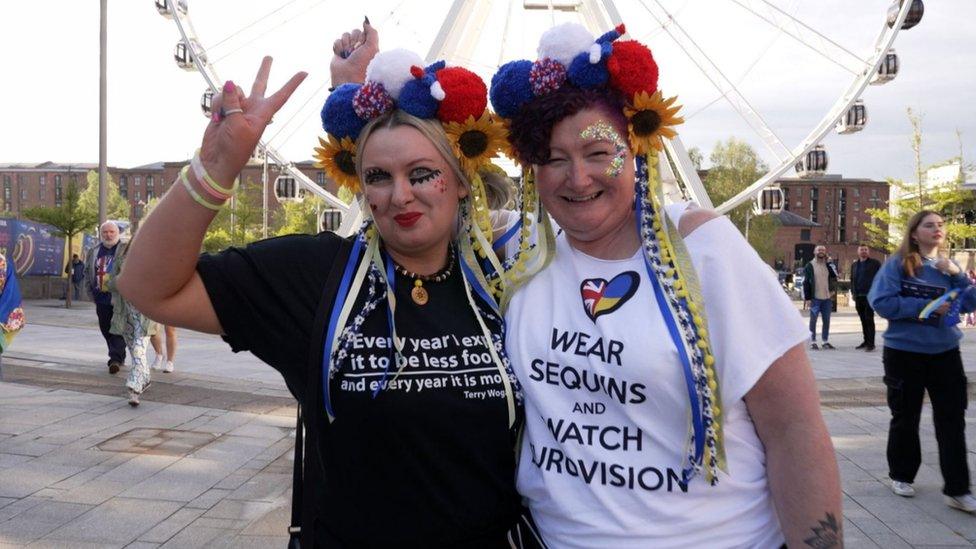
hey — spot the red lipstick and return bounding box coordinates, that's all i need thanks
[394,212,422,227]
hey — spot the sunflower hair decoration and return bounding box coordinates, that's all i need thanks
[625,91,684,155]
[313,136,359,193]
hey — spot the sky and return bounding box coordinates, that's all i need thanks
[3,0,974,191]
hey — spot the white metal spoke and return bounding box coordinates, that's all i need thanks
[729,0,869,75]
[635,0,792,163]
[211,0,328,64]
[207,0,300,53]
[265,79,331,146]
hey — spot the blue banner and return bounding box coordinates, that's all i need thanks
[0,219,77,277]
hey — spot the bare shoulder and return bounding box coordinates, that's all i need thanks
[677,205,722,238]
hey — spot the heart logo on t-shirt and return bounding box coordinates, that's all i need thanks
[580,271,640,322]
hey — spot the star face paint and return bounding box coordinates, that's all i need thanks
[580,120,627,178]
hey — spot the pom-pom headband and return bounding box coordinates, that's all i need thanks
[314,49,505,192]
[489,22,682,157]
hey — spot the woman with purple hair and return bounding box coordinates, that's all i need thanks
[489,23,842,547]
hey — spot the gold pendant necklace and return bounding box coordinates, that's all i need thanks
[411,280,429,306]
[394,245,455,306]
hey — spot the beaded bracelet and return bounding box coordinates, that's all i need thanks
[190,151,238,199]
[179,166,224,212]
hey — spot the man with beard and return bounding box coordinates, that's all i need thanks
[84,221,126,372]
[803,245,838,350]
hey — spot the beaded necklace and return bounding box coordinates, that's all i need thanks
[392,245,456,306]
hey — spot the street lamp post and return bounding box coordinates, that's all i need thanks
[98,0,108,225]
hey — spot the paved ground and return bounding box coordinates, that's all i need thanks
[1,299,976,547]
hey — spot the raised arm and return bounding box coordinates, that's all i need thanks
[116,58,306,334]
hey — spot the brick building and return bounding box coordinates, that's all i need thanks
[773,174,890,276]
[0,160,339,227]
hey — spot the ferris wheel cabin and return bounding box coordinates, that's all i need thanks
[155,0,187,19]
[888,0,924,30]
[274,175,306,203]
[200,90,214,117]
[871,49,899,85]
[795,145,828,179]
[836,100,868,134]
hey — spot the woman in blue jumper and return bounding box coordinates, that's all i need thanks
[869,210,976,512]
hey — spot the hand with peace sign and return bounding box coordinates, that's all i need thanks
[201,57,307,187]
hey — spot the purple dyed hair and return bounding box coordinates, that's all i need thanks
[507,86,629,165]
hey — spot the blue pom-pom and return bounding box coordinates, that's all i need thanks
[322,83,367,139]
[399,77,440,119]
[490,60,534,118]
[568,51,608,89]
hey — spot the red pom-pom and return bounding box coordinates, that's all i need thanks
[607,40,658,99]
[435,67,487,124]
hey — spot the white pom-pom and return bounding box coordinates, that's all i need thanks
[430,81,446,101]
[365,48,424,99]
[589,44,601,64]
[537,23,593,66]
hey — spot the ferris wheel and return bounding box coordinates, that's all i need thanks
[155,0,924,231]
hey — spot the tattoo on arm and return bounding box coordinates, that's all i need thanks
[803,512,841,548]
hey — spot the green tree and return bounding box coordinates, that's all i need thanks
[78,170,130,223]
[702,138,778,262]
[687,146,704,171]
[275,196,324,237]
[203,176,265,252]
[21,181,98,308]
[863,111,976,252]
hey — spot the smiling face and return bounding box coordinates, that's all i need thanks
[911,213,945,250]
[815,245,827,259]
[360,125,467,265]
[533,108,638,258]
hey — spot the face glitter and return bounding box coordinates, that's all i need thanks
[580,120,627,177]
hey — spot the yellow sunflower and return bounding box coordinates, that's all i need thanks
[624,91,684,155]
[443,112,509,176]
[313,135,359,193]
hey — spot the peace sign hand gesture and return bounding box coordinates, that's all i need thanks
[200,57,307,187]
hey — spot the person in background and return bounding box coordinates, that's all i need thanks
[803,245,838,349]
[869,210,976,512]
[64,253,85,301]
[149,325,177,373]
[107,240,159,406]
[851,244,881,351]
[84,221,126,372]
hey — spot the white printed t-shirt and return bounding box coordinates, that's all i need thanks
[505,206,809,548]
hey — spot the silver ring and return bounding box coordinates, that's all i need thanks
[221,108,244,117]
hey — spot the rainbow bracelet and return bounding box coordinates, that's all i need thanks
[179,166,224,212]
[190,151,238,199]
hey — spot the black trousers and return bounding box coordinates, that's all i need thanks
[95,302,126,365]
[854,295,876,346]
[883,346,970,496]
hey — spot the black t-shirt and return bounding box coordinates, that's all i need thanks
[197,232,521,547]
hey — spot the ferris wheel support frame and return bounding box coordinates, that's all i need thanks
[714,0,914,214]
[169,9,359,234]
